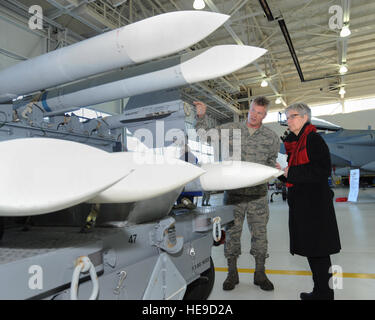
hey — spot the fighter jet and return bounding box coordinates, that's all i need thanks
[321,128,375,176]
[279,115,375,176]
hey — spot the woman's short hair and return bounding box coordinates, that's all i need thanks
[285,102,311,121]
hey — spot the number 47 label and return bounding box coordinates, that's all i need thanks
[128,234,137,244]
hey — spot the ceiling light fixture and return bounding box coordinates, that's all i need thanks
[275,97,282,104]
[193,0,205,10]
[339,87,346,98]
[339,65,348,74]
[261,79,268,87]
[340,24,351,37]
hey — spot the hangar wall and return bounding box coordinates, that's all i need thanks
[320,109,375,130]
[0,13,46,70]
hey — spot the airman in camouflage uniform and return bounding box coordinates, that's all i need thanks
[194,97,280,291]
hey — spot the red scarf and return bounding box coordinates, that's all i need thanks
[284,124,316,187]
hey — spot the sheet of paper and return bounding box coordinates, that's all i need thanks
[348,169,360,202]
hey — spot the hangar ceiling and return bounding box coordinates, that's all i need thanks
[1,0,375,122]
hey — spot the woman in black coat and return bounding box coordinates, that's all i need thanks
[277,102,341,300]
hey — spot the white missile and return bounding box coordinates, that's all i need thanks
[88,152,205,203]
[0,11,229,102]
[184,161,284,192]
[29,45,266,116]
[0,138,133,216]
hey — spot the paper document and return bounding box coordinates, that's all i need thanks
[348,169,360,202]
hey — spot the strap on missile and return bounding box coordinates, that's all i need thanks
[20,92,44,125]
[80,203,100,233]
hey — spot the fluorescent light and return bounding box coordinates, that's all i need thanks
[193,0,205,10]
[261,79,268,87]
[340,25,351,37]
[339,65,348,74]
[339,87,346,98]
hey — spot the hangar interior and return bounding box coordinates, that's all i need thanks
[0,0,374,300]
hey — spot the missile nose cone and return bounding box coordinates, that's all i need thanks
[125,11,230,64]
[272,168,285,178]
[198,161,282,191]
[180,45,267,84]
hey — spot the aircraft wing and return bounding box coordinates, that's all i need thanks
[310,117,342,131]
[330,152,352,167]
[339,133,375,146]
[360,161,375,172]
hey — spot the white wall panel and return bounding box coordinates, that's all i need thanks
[0,16,46,70]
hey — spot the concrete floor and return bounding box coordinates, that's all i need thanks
[200,186,375,300]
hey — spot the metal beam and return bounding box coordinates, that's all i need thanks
[228,0,251,16]
[191,83,242,116]
[182,91,231,120]
[231,11,264,23]
[45,0,105,33]
[0,47,28,61]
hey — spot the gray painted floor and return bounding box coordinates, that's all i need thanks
[199,187,375,300]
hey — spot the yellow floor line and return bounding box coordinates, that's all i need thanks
[215,267,375,279]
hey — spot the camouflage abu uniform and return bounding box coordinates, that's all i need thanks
[196,116,280,261]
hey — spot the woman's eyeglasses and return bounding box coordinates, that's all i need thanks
[286,113,301,120]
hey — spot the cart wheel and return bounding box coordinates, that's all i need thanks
[183,257,215,300]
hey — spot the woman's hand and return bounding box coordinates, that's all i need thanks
[276,163,288,178]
